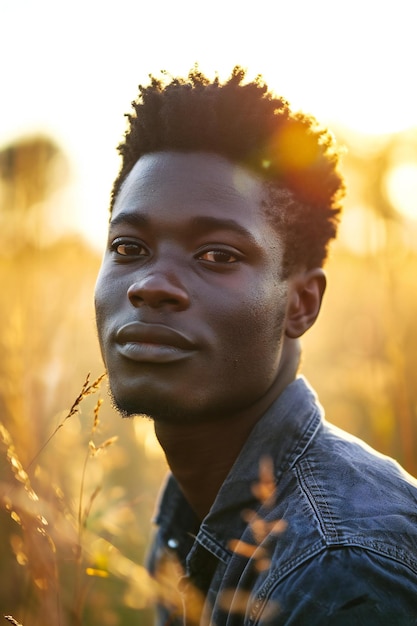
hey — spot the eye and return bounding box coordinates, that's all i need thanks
[110,239,148,257]
[198,249,239,264]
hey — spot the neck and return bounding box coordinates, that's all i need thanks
[155,410,262,520]
[154,338,300,520]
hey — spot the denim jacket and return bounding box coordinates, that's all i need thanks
[147,377,417,625]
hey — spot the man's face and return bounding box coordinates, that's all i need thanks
[95,151,291,423]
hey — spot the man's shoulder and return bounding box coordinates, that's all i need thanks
[300,418,417,533]
[266,418,417,582]
[251,544,417,625]
[246,425,417,624]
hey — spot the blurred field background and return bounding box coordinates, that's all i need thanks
[1,1,417,624]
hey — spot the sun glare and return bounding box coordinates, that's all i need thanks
[385,163,417,220]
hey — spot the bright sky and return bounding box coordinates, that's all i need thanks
[1,0,417,245]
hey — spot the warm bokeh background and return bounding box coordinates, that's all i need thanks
[1,1,417,624]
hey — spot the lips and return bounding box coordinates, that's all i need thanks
[115,322,196,363]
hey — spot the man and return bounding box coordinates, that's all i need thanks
[95,67,417,624]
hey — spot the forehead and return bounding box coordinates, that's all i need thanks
[112,151,281,243]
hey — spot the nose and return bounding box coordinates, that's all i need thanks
[127,271,190,311]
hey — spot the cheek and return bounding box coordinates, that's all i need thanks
[202,287,288,411]
[94,270,120,342]
[94,277,107,329]
[95,264,126,309]
[214,282,287,364]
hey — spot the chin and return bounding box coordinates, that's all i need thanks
[108,387,191,423]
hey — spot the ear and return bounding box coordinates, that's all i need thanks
[285,268,326,339]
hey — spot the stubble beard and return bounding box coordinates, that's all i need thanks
[107,384,206,425]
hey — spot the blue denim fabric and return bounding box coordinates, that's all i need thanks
[147,378,417,624]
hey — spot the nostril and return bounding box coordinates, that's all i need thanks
[127,288,144,306]
[127,275,190,310]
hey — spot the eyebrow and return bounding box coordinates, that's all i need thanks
[188,215,257,244]
[109,211,149,229]
[110,211,256,240]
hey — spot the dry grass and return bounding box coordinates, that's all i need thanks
[0,366,166,625]
[1,374,112,624]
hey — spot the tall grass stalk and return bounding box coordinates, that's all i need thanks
[1,373,109,625]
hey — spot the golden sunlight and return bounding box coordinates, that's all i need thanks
[2,1,417,244]
[385,162,417,220]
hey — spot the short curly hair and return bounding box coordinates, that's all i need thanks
[111,66,345,274]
